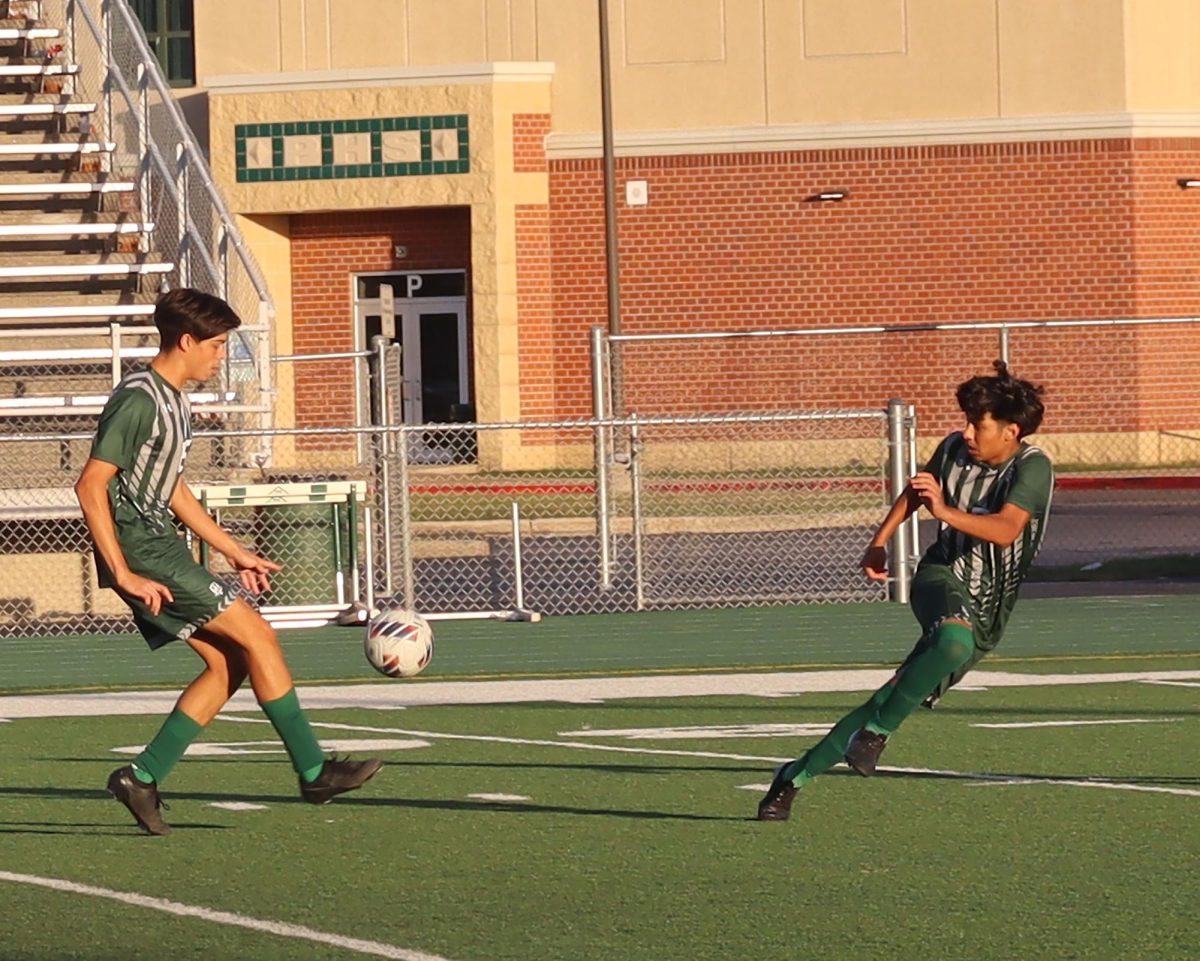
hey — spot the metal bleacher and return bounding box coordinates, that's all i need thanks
[0,1,275,633]
[0,0,172,431]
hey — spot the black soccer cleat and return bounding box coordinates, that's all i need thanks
[107,765,171,836]
[844,729,888,777]
[300,757,384,805]
[756,766,798,822]
[920,692,940,710]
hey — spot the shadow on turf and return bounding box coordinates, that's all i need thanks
[0,784,744,822]
[40,757,770,777]
[0,820,227,836]
[854,769,1200,788]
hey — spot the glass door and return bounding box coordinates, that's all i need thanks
[398,303,474,463]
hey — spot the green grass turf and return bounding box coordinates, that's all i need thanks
[0,664,1196,960]
[4,594,1200,693]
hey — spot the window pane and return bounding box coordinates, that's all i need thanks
[168,0,194,33]
[167,37,195,85]
[132,0,159,33]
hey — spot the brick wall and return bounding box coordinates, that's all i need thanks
[290,207,472,446]
[531,139,1200,436]
[515,203,555,420]
[513,113,551,173]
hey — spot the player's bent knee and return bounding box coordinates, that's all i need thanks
[933,619,974,665]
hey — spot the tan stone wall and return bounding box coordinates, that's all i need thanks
[208,72,551,470]
[191,0,1200,139]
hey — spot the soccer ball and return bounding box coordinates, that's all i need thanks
[364,609,434,678]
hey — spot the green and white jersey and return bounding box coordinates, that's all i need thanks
[90,367,192,533]
[919,431,1054,644]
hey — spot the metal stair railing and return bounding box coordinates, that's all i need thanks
[43,0,275,432]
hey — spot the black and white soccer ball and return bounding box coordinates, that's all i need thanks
[364,609,434,678]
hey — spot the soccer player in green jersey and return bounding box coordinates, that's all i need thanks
[757,361,1053,821]
[75,288,382,835]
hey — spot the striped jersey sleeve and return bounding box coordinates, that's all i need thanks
[91,388,157,471]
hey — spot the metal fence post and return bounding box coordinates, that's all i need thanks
[999,325,1010,365]
[175,142,190,279]
[628,414,645,610]
[135,62,154,255]
[109,321,121,387]
[905,402,921,574]
[370,336,394,596]
[887,398,912,603]
[100,0,112,153]
[591,326,612,589]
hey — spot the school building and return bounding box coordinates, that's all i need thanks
[159,0,1200,461]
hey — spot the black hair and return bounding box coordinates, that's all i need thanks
[956,360,1045,438]
[154,288,241,349]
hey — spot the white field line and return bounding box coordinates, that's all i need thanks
[0,871,460,961]
[6,668,1200,718]
[216,715,788,765]
[111,738,429,757]
[217,716,1199,800]
[208,802,268,811]
[1142,680,1200,689]
[468,794,531,802]
[558,723,834,739]
[971,718,1181,729]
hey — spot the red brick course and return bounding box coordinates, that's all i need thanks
[513,114,551,173]
[290,208,471,448]
[523,139,1200,436]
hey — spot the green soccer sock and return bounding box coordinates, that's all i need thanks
[778,681,896,784]
[866,621,976,736]
[132,708,204,785]
[261,688,327,780]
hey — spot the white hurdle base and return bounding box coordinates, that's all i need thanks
[259,603,543,628]
[424,609,543,623]
[260,603,368,630]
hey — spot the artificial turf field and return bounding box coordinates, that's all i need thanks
[1,599,1198,961]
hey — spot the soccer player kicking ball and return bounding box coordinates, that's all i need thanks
[757,361,1053,821]
[75,289,382,835]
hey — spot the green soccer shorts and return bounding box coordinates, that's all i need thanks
[896,566,992,700]
[101,521,237,650]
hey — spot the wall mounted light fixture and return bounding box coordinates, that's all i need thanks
[806,190,849,202]
[1177,178,1200,189]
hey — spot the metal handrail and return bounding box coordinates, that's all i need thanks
[68,0,273,307]
[607,315,1200,343]
[0,409,892,444]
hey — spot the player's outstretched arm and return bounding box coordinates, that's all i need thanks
[74,458,174,614]
[169,479,282,595]
[861,483,921,581]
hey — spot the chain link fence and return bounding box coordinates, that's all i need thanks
[0,399,897,635]
[381,411,890,617]
[600,319,1200,574]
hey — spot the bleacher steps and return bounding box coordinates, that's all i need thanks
[0,261,171,280]
[0,140,113,155]
[0,102,94,116]
[0,64,79,76]
[0,303,155,321]
[0,28,60,40]
[0,221,153,237]
[0,180,133,196]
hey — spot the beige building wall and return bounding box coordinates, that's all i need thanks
[1124,0,1200,111]
[191,0,1200,143]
